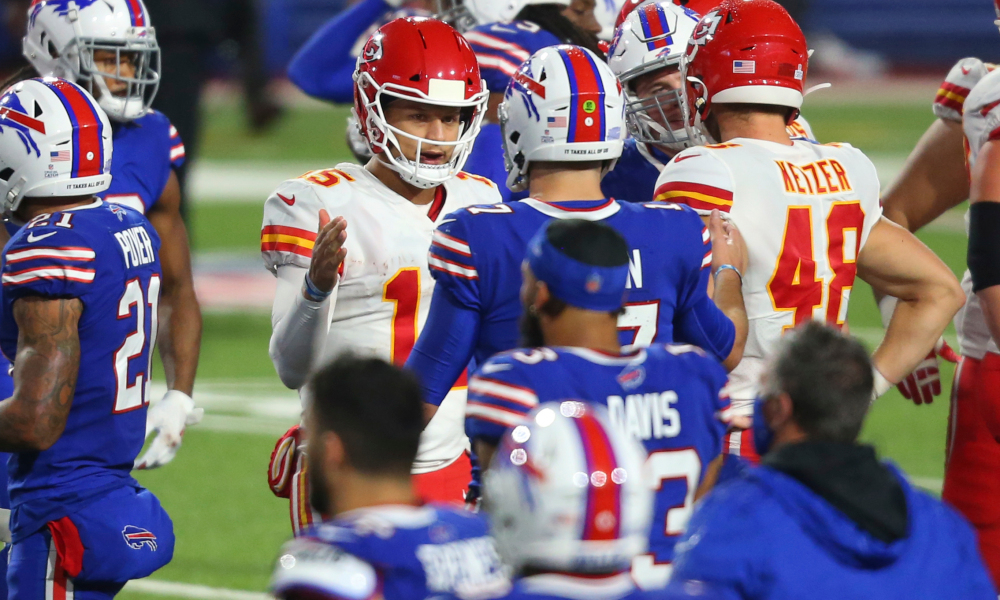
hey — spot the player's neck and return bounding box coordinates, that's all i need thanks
[330,472,419,517]
[366,157,438,206]
[542,310,622,354]
[714,112,793,146]
[17,196,98,221]
[528,164,606,203]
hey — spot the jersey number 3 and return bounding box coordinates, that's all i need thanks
[767,202,864,330]
[115,276,161,413]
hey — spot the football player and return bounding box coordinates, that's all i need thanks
[653,0,965,459]
[461,0,605,201]
[469,218,733,588]
[0,79,173,600]
[602,0,814,204]
[878,2,1000,585]
[405,46,747,426]
[484,402,661,600]
[21,0,203,470]
[270,356,510,600]
[262,17,500,534]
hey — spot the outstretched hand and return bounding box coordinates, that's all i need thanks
[308,209,348,293]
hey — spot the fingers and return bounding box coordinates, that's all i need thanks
[318,209,331,231]
[937,339,960,363]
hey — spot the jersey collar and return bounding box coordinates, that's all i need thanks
[558,347,647,366]
[65,198,104,212]
[520,198,621,221]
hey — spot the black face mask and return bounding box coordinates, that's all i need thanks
[519,309,546,348]
[307,448,330,516]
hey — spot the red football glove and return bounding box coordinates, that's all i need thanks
[897,339,959,405]
[268,424,303,499]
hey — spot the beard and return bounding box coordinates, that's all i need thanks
[307,448,331,516]
[519,309,546,348]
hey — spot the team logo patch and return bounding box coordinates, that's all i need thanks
[583,100,597,114]
[586,273,602,293]
[122,525,158,551]
[617,365,646,390]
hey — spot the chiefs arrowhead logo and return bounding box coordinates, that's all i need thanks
[362,35,384,63]
[690,10,723,46]
[277,193,295,206]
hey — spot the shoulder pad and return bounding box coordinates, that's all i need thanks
[654,149,734,215]
[271,537,379,600]
[261,178,329,273]
[935,57,996,122]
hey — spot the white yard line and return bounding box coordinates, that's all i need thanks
[126,579,270,600]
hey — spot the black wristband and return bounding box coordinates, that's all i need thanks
[968,202,1000,293]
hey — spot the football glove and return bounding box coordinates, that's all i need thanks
[269,424,304,499]
[134,390,204,470]
[933,57,995,123]
[897,339,959,405]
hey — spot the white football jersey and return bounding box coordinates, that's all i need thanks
[262,163,501,472]
[957,65,1000,359]
[654,139,883,404]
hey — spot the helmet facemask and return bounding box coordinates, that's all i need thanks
[434,0,479,33]
[619,57,694,152]
[357,73,487,190]
[77,35,160,122]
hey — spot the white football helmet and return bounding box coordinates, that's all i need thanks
[483,401,652,575]
[437,0,572,30]
[23,0,160,122]
[607,1,701,151]
[499,45,626,192]
[0,78,112,218]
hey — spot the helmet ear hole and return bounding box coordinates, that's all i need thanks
[0,168,14,182]
[509,131,520,144]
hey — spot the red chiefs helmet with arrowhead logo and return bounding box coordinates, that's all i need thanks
[353,17,488,189]
[681,0,807,143]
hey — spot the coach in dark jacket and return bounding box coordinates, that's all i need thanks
[665,322,996,600]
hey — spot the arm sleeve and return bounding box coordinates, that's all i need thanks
[653,150,735,215]
[2,227,98,300]
[465,354,539,446]
[934,57,994,122]
[672,209,735,362]
[269,265,336,391]
[404,284,480,406]
[286,0,391,103]
[167,121,185,169]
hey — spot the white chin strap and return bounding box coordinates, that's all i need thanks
[382,153,453,190]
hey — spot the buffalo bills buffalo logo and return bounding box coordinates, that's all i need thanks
[0,93,43,157]
[122,525,158,551]
[29,0,100,27]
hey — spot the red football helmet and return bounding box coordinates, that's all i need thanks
[353,17,488,189]
[614,0,718,29]
[681,0,807,142]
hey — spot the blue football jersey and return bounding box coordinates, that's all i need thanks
[430,198,714,366]
[272,504,510,600]
[465,21,562,95]
[464,123,529,204]
[0,200,162,541]
[601,140,674,204]
[467,345,729,573]
[99,110,184,214]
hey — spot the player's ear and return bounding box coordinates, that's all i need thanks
[534,281,551,313]
[321,430,348,472]
[765,393,795,434]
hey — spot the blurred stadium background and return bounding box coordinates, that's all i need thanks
[0,0,987,598]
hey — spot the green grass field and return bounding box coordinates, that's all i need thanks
[119,93,967,599]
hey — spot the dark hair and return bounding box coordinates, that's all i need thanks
[770,321,873,443]
[308,355,424,476]
[0,66,39,95]
[517,5,605,59]
[545,218,630,268]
